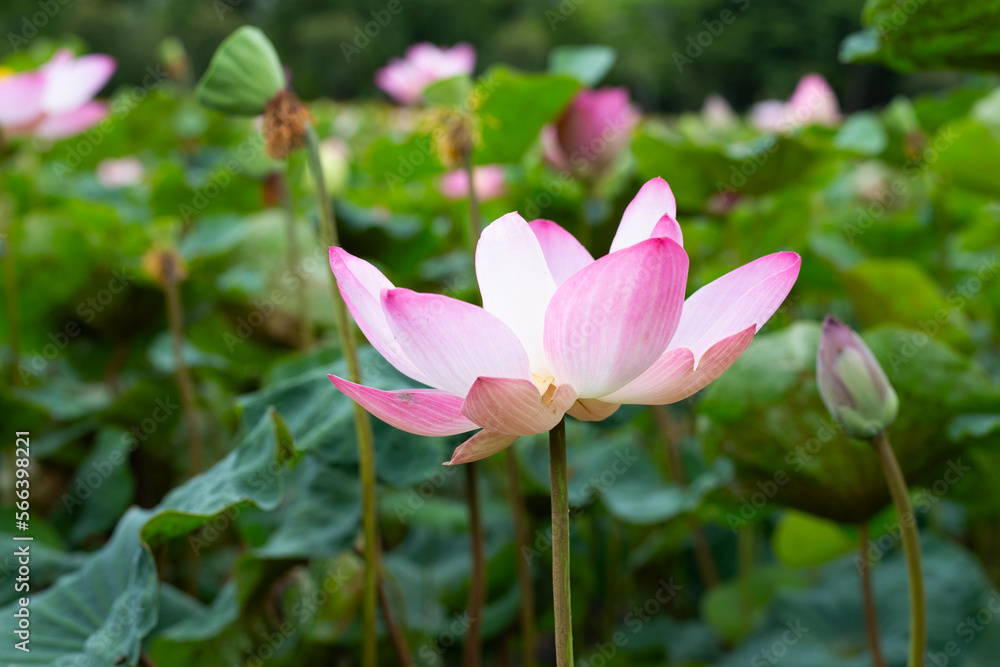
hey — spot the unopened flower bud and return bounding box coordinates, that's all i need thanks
[816,315,898,439]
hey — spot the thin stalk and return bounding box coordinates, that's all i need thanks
[463,462,485,667]
[737,525,755,632]
[549,417,574,667]
[873,431,925,667]
[654,406,720,589]
[304,124,379,667]
[277,171,313,348]
[859,524,888,667]
[505,449,536,667]
[162,259,203,475]
[462,153,481,255]
[0,140,21,389]
[377,575,413,667]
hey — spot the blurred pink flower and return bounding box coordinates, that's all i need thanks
[327,177,800,465]
[543,87,638,180]
[97,157,144,188]
[0,49,116,140]
[749,73,841,133]
[375,42,476,105]
[702,94,737,128]
[439,164,506,202]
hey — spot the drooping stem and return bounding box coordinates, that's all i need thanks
[505,449,537,667]
[277,171,313,348]
[549,417,574,667]
[859,524,888,667]
[873,431,925,667]
[654,406,720,589]
[304,124,379,667]
[463,462,485,667]
[162,257,203,475]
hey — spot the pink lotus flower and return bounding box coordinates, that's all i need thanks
[0,49,116,140]
[543,87,638,180]
[97,157,144,188]
[375,43,475,106]
[439,164,506,202]
[328,178,800,465]
[749,73,841,133]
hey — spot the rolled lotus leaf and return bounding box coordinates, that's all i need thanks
[196,26,286,116]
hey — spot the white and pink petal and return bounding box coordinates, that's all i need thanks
[445,430,519,465]
[328,375,477,436]
[476,213,558,375]
[528,219,594,285]
[608,177,678,254]
[601,326,755,404]
[461,377,577,436]
[670,251,801,361]
[329,247,430,385]
[543,237,688,398]
[382,288,531,396]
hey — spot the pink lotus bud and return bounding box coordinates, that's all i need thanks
[749,73,841,134]
[817,315,898,439]
[544,87,638,180]
[702,94,737,128]
[375,43,475,106]
[439,165,506,202]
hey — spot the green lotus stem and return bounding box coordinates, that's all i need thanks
[738,524,755,630]
[463,461,485,667]
[162,260,203,475]
[462,152,481,256]
[506,449,537,667]
[549,417,574,666]
[859,523,888,667]
[304,124,380,667]
[0,140,21,390]
[277,171,313,348]
[873,431,925,667]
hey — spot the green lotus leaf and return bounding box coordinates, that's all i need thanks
[195,26,286,116]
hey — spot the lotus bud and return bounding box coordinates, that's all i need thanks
[195,26,286,116]
[816,315,898,439]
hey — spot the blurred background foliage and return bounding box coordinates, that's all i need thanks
[1,0,1000,665]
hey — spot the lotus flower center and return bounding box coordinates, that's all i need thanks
[532,374,558,404]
